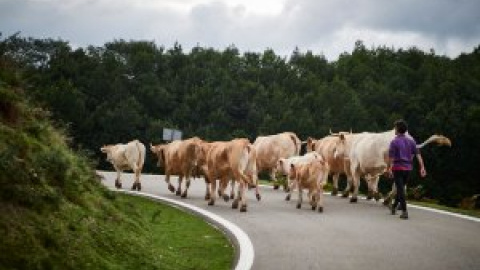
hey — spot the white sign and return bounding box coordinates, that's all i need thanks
[163,128,182,141]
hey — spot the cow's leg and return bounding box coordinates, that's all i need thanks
[370,175,381,201]
[297,185,303,209]
[239,181,247,212]
[204,178,211,200]
[176,176,183,196]
[350,172,361,203]
[383,183,396,206]
[220,179,230,202]
[318,185,324,213]
[286,178,297,201]
[115,170,122,189]
[342,175,352,198]
[308,189,317,211]
[331,173,339,196]
[366,176,374,200]
[181,175,191,198]
[208,178,217,206]
[165,173,175,193]
[229,179,236,199]
[131,165,141,191]
[232,183,240,209]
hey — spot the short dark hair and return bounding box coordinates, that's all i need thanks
[394,119,408,134]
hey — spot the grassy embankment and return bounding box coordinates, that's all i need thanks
[0,85,233,270]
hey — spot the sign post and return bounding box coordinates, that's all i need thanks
[162,128,182,142]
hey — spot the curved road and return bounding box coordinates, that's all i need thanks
[99,171,480,270]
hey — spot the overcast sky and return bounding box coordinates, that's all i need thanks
[1,0,480,60]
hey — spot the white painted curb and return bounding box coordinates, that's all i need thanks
[116,190,254,270]
[260,184,480,223]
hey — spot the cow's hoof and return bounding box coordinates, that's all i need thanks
[318,206,324,213]
[232,200,239,209]
[131,183,136,190]
[240,205,247,212]
[383,198,391,206]
[168,185,175,193]
[218,190,222,197]
[296,203,301,209]
[230,194,235,200]
[331,189,338,196]
[223,195,230,202]
[350,197,358,203]
[366,195,373,200]
[256,194,261,201]
[285,194,291,201]
[341,193,349,198]
[208,200,215,206]
[374,193,382,201]
[205,194,211,201]
[181,193,187,199]
[311,205,317,211]
[273,184,280,190]
[137,183,141,191]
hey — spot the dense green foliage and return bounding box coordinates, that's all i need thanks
[0,74,233,269]
[1,33,479,207]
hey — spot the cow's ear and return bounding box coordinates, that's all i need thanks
[311,142,316,151]
[279,159,283,166]
[340,134,345,140]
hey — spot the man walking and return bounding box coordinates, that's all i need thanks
[387,119,427,219]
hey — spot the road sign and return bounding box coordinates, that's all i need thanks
[163,128,182,141]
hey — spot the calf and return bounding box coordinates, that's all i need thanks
[288,159,328,212]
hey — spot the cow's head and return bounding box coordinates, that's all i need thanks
[331,133,348,159]
[150,143,166,167]
[275,159,287,176]
[288,164,297,182]
[100,145,114,163]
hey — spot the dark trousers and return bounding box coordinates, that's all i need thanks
[393,170,410,212]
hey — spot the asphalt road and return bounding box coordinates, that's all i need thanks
[99,171,480,270]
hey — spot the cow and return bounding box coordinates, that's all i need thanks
[100,139,146,191]
[150,137,203,198]
[274,152,323,201]
[205,138,258,212]
[253,132,301,190]
[332,130,451,203]
[287,159,328,212]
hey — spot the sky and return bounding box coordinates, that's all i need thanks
[1,0,480,61]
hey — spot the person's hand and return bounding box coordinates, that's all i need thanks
[420,167,427,178]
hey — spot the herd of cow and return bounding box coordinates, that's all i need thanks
[100,130,451,213]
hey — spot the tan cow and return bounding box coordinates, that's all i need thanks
[100,139,146,191]
[206,138,257,212]
[306,132,354,197]
[150,137,203,198]
[254,132,301,190]
[275,152,323,200]
[288,159,328,212]
[333,130,451,203]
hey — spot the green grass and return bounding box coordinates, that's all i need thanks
[409,200,480,218]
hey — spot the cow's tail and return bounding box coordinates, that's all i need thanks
[135,140,145,171]
[416,135,452,149]
[289,133,301,156]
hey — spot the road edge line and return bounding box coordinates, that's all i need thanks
[116,190,254,270]
[259,184,480,223]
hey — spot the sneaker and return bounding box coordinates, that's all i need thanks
[390,204,397,215]
[400,211,409,219]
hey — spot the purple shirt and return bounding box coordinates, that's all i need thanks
[389,134,418,171]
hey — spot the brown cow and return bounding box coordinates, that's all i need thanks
[150,137,203,198]
[100,139,146,191]
[288,159,328,212]
[206,138,257,212]
[254,132,301,190]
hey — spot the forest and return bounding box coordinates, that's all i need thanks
[1,33,479,207]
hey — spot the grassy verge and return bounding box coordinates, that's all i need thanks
[0,85,233,270]
[409,200,480,218]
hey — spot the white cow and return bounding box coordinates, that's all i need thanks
[254,132,301,191]
[333,130,451,203]
[100,139,146,191]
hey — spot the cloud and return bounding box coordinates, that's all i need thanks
[1,0,479,60]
